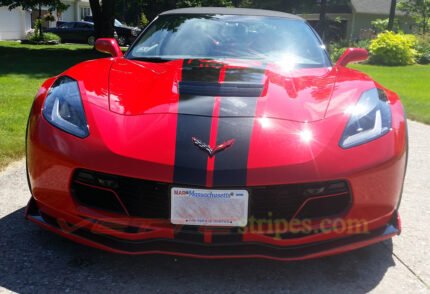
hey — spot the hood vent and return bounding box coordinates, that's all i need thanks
[179,81,264,97]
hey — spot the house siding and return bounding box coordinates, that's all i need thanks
[0,7,31,40]
[350,13,412,40]
[59,0,91,22]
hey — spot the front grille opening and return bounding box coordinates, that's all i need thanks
[72,181,126,214]
[71,169,351,222]
[295,194,352,219]
[250,181,351,220]
[72,170,169,218]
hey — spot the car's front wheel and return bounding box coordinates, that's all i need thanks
[87,36,95,46]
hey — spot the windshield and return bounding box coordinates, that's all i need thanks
[127,14,330,68]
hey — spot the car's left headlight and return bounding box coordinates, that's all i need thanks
[339,88,392,149]
[42,76,89,138]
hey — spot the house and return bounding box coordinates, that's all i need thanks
[0,6,31,40]
[59,0,92,22]
[30,0,92,28]
[0,0,92,41]
[299,0,412,40]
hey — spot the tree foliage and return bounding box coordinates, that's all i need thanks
[371,18,400,33]
[0,0,67,11]
[398,0,430,34]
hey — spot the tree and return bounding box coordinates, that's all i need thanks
[372,18,400,33]
[140,0,176,22]
[318,0,328,40]
[89,0,115,39]
[398,0,430,34]
[388,0,397,31]
[0,0,65,10]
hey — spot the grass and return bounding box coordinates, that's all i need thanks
[0,41,107,169]
[350,64,430,124]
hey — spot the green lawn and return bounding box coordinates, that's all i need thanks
[0,41,429,169]
[0,41,107,169]
[350,64,430,124]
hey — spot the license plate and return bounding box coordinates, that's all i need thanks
[171,187,249,227]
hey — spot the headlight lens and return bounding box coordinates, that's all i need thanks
[42,76,89,138]
[340,88,392,148]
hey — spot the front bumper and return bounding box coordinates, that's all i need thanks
[26,197,400,260]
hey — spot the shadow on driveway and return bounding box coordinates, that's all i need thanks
[0,207,395,293]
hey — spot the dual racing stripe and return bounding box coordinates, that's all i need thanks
[173,60,266,187]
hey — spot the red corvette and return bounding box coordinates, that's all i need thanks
[25,8,408,260]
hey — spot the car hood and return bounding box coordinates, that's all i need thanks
[108,58,338,122]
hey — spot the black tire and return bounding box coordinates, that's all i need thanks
[117,36,126,46]
[87,35,95,46]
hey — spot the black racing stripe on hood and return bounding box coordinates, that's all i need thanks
[173,59,222,186]
[181,59,224,82]
[176,59,223,116]
[179,82,264,97]
[173,115,212,186]
[212,117,257,187]
[212,66,266,187]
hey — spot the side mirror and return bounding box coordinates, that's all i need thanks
[95,38,123,57]
[336,48,368,67]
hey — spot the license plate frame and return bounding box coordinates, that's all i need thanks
[170,187,249,227]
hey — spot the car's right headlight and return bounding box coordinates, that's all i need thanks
[42,76,89,138]
[339,88,392,149]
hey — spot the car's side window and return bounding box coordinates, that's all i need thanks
[59,22,74,29]
[75,23,92,29]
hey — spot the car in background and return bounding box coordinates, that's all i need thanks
[84,16,141,46]
[47,21,96,45]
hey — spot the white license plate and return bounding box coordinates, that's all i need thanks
[171,187,249,227]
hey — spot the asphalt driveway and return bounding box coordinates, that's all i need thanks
[0,120,429,293]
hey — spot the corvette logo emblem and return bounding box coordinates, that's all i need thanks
[192,137,235,157]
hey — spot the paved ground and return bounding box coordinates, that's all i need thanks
[0,120,429,294]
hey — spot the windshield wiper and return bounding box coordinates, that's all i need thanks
[128,57,173,63]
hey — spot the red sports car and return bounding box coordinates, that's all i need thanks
[25,8,408,260]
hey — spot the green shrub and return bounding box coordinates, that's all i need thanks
[354,39,371,51]
[415,35,430,64]
[369,32,417,65]
[328,39,370,62]
[26,31,60,44]
[43,32,61,42]
[140,12,149,27]
[371,18,401,34]
[330,46,347,62]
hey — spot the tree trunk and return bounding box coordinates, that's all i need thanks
[388,0,397,31]
[318,0,327,41]
[38,4,43,38]
[89,0,115,42]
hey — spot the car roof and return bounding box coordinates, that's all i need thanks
[160,7,304,20]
